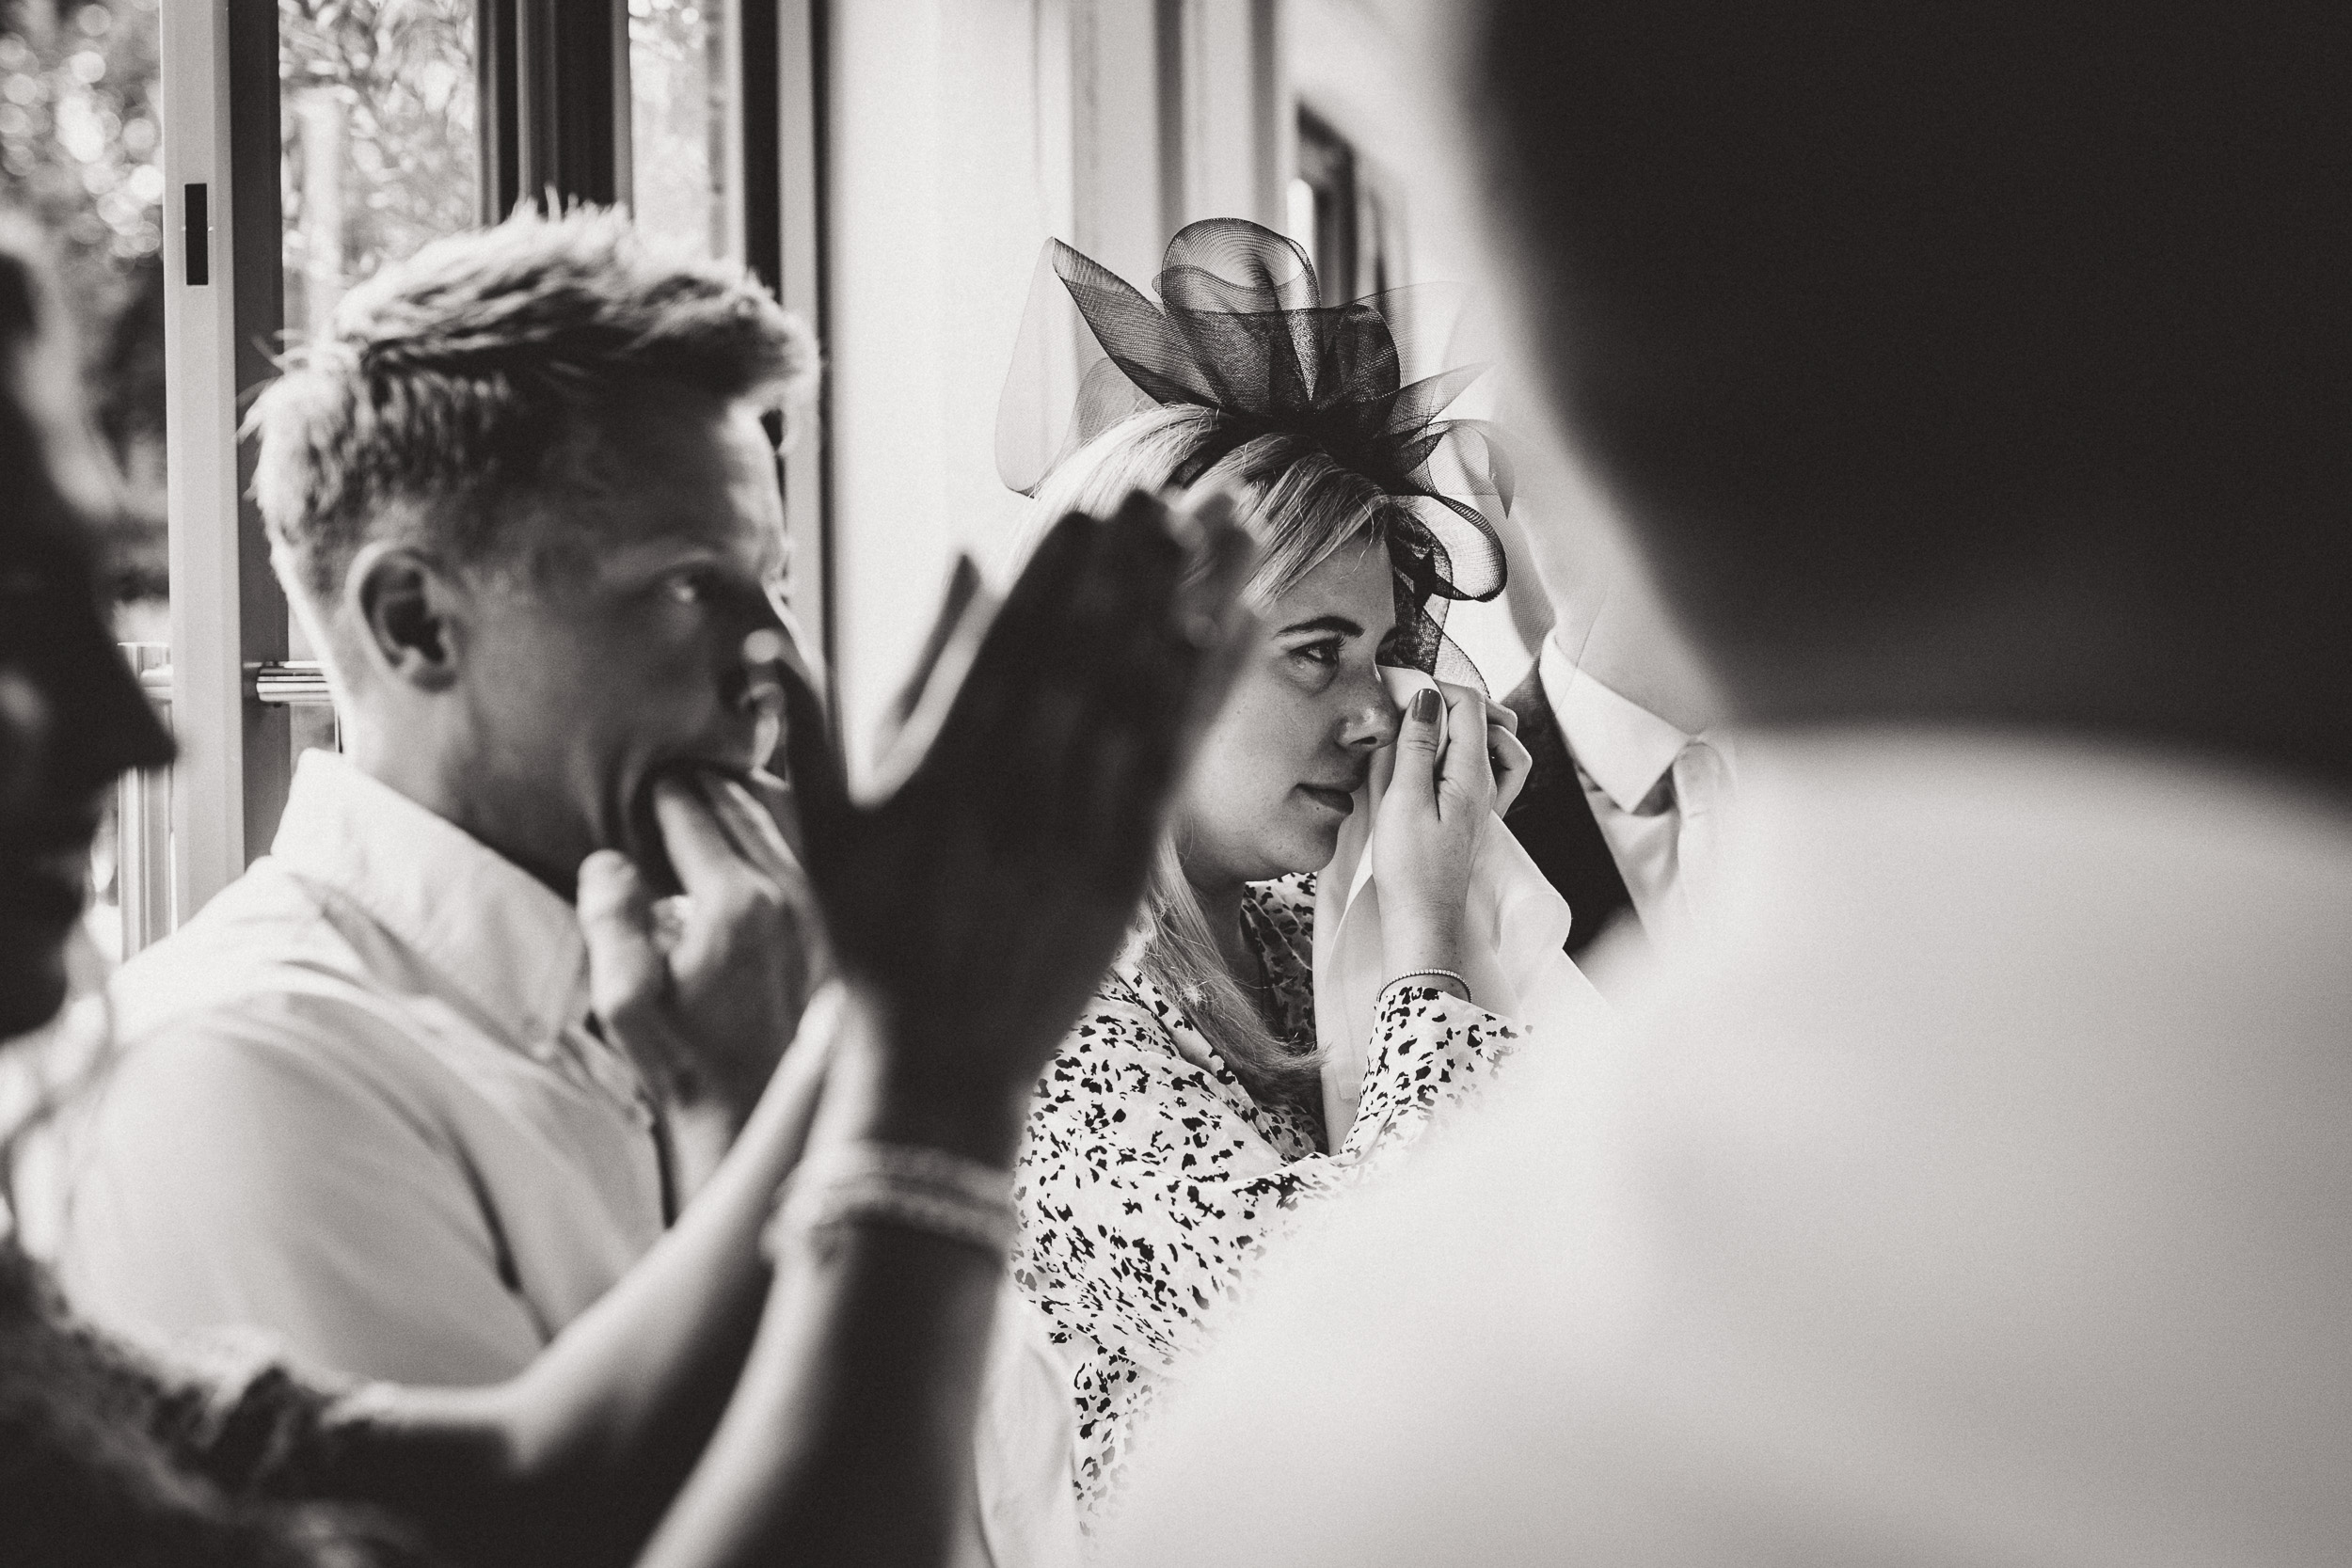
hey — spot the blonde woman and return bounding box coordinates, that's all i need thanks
[998,221,1540,1513]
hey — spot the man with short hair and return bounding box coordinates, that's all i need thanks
[1101,4,2352,1563]
[54,205,825,1384]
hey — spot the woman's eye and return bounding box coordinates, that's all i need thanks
[1281,641,1343,689]
[664,570,719,606]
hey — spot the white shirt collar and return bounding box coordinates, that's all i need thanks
[1537,633,1695,813]
[268,751,590,1046]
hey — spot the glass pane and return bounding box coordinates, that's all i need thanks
[278,0,478,774]
[278,0,478,341]
[630,0,728,259]
[2,1,167,961]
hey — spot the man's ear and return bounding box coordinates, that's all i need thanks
[348,542,464,693]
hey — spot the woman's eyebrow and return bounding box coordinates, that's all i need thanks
[1276,613,1363,638]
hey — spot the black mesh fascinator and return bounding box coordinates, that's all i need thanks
[996,218,1510,686]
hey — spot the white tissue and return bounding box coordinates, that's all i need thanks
[1312,669,1610,1139]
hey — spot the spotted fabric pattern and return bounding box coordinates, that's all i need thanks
[1011,874,1523,1517]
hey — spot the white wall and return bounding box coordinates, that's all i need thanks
[824,0,1068,769]
[823,0,1284,768]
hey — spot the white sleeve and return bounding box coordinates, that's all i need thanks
[55,1000,547,1386]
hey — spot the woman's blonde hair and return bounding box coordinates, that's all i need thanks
[1022,404,1408,1105]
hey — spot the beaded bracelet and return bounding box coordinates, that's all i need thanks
[1383,967,1472,1005]
[771,1140,1020,1260]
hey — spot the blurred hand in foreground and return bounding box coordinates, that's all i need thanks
[785,489,1259,1163]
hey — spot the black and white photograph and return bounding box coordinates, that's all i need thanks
[3,2,2346,1563]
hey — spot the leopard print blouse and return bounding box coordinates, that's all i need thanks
[1009,874,1524,1518]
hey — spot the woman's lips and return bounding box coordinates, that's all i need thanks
[1297,783,1357,816]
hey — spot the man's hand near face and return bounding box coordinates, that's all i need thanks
[578,771,829,1199]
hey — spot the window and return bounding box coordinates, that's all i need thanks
[280,0,479,337]
[278,1,483,768]
[629,0,729,259]
[1290,104,1399,304]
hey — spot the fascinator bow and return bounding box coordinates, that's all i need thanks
[995,218,1511,686]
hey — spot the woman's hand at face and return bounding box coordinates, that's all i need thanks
[1371,680,1499,981]
[781,490,1258,1164]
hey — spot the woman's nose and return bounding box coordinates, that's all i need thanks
[1338,669,1402,752]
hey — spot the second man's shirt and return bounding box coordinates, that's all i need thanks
[1536,630,1735,956]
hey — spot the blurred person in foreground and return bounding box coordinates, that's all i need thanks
[1097,5,2352,1564]
[0,212,1256,1567]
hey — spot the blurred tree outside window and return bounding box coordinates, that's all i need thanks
[0,0,167,621]
[278,0,475,337]
[277,0,477,769]
[630,0,725,260]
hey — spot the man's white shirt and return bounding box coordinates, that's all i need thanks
[40,749,1083,1566]
[57,749,664,1384]
[1536,631,1734,951]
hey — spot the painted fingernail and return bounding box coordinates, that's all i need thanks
[1411,688,1440,722]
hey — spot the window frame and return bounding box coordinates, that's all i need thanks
[1293,103,1357,304]
[160,0,287,923]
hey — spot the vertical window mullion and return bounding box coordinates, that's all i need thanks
[230,0,293,870]
[480,0,628,218]
[735,0,780,282]
[477,0,523,223]
[516,0,626,207]
[159,0,288,924]
[771,0,833,689]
